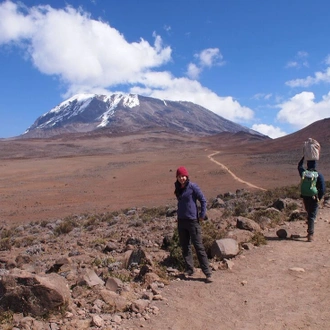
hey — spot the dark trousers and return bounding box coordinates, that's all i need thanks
[303,197,319,235]
[177,219,211,276]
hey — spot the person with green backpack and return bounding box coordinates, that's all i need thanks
[298,157,326,242]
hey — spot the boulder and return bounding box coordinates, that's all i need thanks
[236,216,261,232]
[276,228,288,239]
[76,268,104,287]
[0,269,70,316]
[105,277,123,292]
[210,238,239,259]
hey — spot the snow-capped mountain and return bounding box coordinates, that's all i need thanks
[23,93,262,138]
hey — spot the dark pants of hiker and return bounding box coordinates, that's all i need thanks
[303,197,319,235]
[177,218,211,276]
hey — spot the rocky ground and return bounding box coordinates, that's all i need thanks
[1,189,329,330]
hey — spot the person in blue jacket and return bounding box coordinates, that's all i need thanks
[298,157,326,242]
[174,166,213,283]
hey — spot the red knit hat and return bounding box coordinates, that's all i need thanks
[176,166,189,177]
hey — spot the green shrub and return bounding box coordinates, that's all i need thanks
[54,216,79,236]
[18,236,35,247]
[83,215,99,228]
[92,256,116,267]
[221,208,233,219]
[154,263,170,281]
[161,229,185,271]
[233,200,250,216]
[40,220,49,228]
[201,221,226,255]
[284,202,299,217]
[255,185,301,205]
[0,310,13,325]
[0,238,11,251]
[108,270,132,282]
[250,232,267,246]
[250,208,283,227]
[92,238,107,246]
[140,206,167,223]
[0,228,12,239]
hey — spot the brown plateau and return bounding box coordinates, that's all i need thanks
[1,118,330,225]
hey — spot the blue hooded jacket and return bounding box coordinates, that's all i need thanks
[175,180,207,220]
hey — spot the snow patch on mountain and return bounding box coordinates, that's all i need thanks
[50,94,95,114]
[98,94,139,127]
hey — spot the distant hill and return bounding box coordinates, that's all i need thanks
[22,93,263,138]
[202,117,330,172]
[252,117,330,153]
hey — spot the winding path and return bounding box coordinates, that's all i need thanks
[208,151,266,191]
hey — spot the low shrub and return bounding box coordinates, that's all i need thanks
[250,232,267,246]
[0,310,13,326]
[0,238,11,251]
[54,216,79,236]
[250,208,283,227]
[140,206,167,223]
[201,220,226,255]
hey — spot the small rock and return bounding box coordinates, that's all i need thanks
[276,229,288,239]
[289,267,305,272]
[92,315,104,327]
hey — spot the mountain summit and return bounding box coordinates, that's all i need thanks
[24,93,261,138]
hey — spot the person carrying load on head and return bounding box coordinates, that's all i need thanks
[298,138,326,242]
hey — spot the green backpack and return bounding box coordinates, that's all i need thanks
[300,170,318,197]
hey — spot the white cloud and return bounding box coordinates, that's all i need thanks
[186,63,201,80]
[130,73,254,122]
[297,51,308,58]
[198,48,224,67]
[0,2,172,87]
[252,93,272,100]
[286,61,299,68]
[0,1,253,124]
[251,124,286,139]
[276,91,330,129]
[285,51,309,69]
[324,54,330,65]
[186,48,225,79]
[286,67,330,87]
[0,0,35,43]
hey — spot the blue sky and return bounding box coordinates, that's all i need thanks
[0,0,330,139]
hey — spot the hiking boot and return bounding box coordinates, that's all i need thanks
[307,234,314,242]
[205,275,213,283]
[184,269,194,277]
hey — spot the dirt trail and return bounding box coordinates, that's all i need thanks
[208,151,266,191]
[123,206,330,330]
